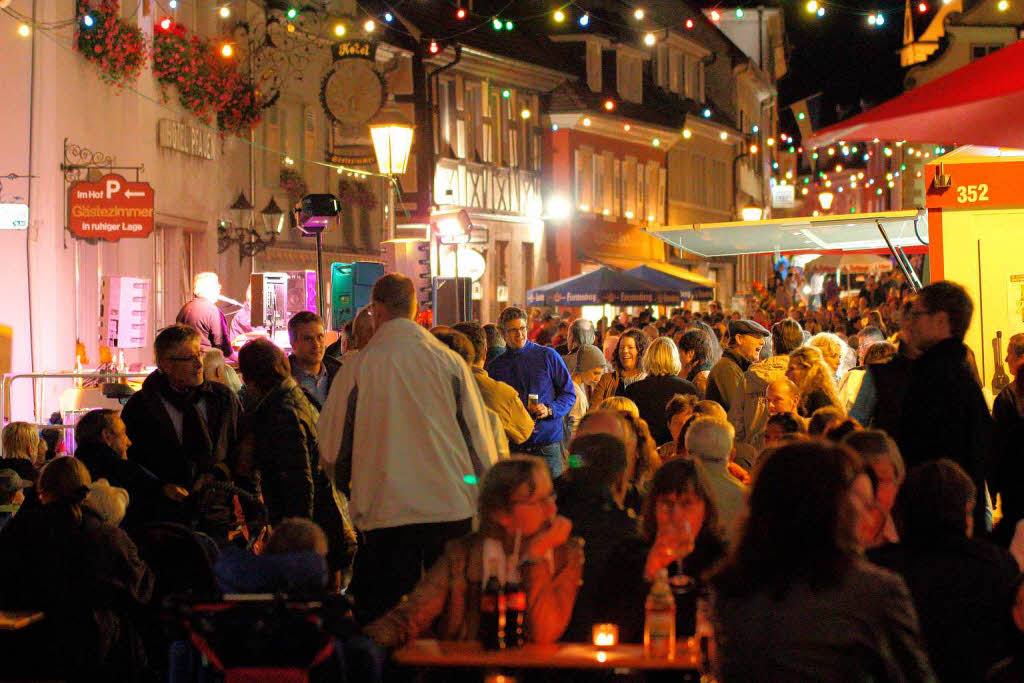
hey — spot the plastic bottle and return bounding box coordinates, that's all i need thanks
[644,568,676,659]
[480,558,506,650]
[504,563,526,648]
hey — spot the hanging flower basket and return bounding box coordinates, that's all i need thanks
[152,19,264,135]
[337,178,378,211]
[75,0,148,86]
[280,168,309,207]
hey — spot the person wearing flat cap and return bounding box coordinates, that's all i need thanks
[0,469,32,532]
[565,344,607,442]
[706,319,770,413]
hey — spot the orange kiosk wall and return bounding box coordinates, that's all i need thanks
[925,151,1024,401]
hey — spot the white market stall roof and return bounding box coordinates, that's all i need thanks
[644,209,929,258]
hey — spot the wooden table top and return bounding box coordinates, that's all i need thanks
[393,638,702,671]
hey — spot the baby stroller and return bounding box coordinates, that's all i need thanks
[169,594,347,683]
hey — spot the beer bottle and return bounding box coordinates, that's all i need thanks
[644,569,676,659]
[480,559,506,650]
[505,562,526,648]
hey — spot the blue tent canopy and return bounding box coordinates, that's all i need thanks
[623,265,715,302]
[526,267,678,307]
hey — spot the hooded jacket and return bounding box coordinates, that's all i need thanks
[727,354,791,453]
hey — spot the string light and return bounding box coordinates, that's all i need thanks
[643,32,656,46]
[551,124,559,131]
[286,7,299,20]
[582,117,591,126]
[220,43,233,57]
[554,9,565,22]
[159,16,172,30]
[456,8,466,19]
[364,20,375,32]
[735,8,744,17]
[623,123,631,131]
[917,2,928,12]
[634,8,645,20]
[501,89,511,99]
[429,40,439,53]
[81,13,95,27]
[334,23,346,36]
[685,19,694,29]
[652,138,660,147]
[710,10,721,21]
[719,131,728,141]
[749,144,758,154]
[17,23,30,37]
[766,137,775,146]
[806,1,818,13]
[219,6,230,19]
[604,99,615,111]
[521,109,531,119]
[579,13,590,26]
[817,6,825,17]
[682,128,692,139]
[169,0,177,8]
[703,108,712,118]
[384,12,394,22]
[998,0,1009,10]
[505,20,514,30]
[493,17,502,30]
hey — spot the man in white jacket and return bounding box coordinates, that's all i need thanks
[318,273,498,623]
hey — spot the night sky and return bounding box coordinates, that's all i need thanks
[773,0,909,132]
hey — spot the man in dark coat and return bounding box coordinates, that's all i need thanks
[73,408,189,529]
[120,324,241,541]
[176,271,232,355]
[557,431,640,643]
[238,338,357,585]
[898,281,992,533]
[870,459,1019,682]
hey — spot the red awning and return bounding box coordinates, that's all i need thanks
[808,40,1024,149]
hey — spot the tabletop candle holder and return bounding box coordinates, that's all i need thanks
[592,623,619,648]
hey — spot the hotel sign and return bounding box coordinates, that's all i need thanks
[158,119,215,160]
[69,173,155,241]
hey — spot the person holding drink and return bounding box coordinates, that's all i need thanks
[600,458,726,644]
[364,457,584,649]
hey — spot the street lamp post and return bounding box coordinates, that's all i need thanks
[368,107,414,242]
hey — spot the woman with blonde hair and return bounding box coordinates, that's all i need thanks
[808,331,849,380]
[623,337,699,445]
[787,346,844,418]
[598,395,640,417]
[1,421,43,488]
[617,411,662,516]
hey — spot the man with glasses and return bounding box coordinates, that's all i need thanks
[488,306,576,478]
[120,324,242,534]
[898,280,993,534]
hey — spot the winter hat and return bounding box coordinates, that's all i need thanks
[571,344,607,374]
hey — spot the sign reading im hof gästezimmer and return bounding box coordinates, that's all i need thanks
[69,173,155,241]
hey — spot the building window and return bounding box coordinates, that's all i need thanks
[522,242,535,292]
[617,52,643,103]
[465,85,481,162]
[972,44,1002,61]
[711,159,728,210]
[575,148,594,210]
[623,158,638,219]
[586,42,602,92]
[655,46,669,88]
[691,154,707,206]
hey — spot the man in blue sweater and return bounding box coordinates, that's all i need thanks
[488,306,576,477]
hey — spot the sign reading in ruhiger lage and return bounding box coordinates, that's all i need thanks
[69,173,155,241]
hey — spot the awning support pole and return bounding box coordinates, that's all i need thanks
[876,220,921,292]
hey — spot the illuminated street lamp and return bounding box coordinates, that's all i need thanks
[368,107,414,241]
[818,191,835,211]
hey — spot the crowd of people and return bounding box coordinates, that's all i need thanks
[1,268,1023,682]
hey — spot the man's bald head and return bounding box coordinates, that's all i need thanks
[575,410,628,443]
[351,306,375,350]
[765,378,800,415]
[693,400,727,422]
